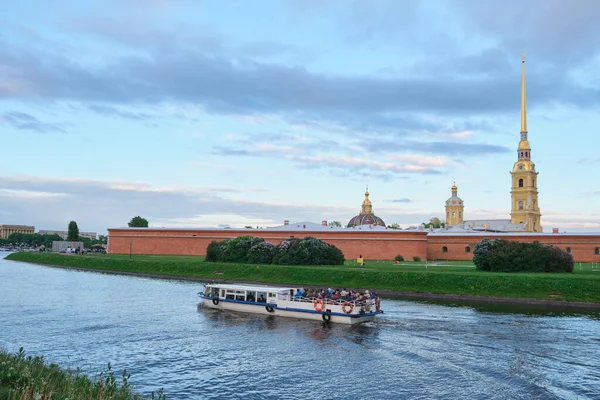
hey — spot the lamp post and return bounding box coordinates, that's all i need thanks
[129,240,133,259]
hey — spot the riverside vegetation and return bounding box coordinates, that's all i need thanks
[5,252,600,304]
[206,236,345,265]
[0,348,165,400]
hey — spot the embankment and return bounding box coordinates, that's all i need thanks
[5,252,600,308]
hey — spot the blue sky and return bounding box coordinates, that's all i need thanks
[1,0,600,234]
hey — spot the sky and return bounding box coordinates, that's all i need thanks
[1,0,600,234]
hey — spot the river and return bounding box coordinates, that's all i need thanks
[1,252,599,399]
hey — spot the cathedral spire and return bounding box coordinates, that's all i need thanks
[521,52,527,134]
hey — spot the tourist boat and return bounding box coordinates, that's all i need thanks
[198,284,383,325]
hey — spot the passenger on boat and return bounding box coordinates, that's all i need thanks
[340,289,348,299]
[247,293,255,302]
[294,288,304,298]
[258,294,266,303]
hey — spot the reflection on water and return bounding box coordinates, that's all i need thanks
[1,252,600,400]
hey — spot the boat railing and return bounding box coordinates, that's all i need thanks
[288,296,375,307]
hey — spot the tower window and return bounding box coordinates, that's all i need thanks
[520,152,523,157]
[447,212,449,219]
[518,201,523,210]
[595,247,600,255]
[452,212,455,218]
[518,178,524,187]
[465,246,471,253]
[525,151,528,157]
[442,246,448,253]
[566,247,572,254]
[459,212,462,218]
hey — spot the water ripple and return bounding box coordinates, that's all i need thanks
[1,252,599,399]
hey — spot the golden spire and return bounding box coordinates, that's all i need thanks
[521,52,527,133]
[452,180,457,193]
[361,186,373,214]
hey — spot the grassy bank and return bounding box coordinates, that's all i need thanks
[5,252,600,303]
[0,347,164,400]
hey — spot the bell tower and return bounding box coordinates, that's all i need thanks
[510,54,542,232]
[445,181,464,226]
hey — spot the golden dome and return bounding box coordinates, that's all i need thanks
[452,183,457,191]
[518,140,530,150]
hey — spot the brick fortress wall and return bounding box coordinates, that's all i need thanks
[107,228,429,261]
[107,228,600,263]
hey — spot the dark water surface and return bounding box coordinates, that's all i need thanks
[1,252,599,399]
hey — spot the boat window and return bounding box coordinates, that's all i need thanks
[220,289,225,297]
[246,291,256,302]
[226,294,235,300]
[268,293,276,298]
[235,294,245,301]
[256,292,267,303]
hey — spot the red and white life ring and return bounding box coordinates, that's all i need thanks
[342,301,354,314]
[313,298,325,312]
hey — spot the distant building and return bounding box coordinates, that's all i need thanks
[0,225,35,239]
[52,241,85,252]
[347,188,386,228]
[445,182,464,226]
[38,230,97,240]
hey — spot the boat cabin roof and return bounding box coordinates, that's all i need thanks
[205,283,292,293]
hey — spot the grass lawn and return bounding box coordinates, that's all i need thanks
[5,252,600,303]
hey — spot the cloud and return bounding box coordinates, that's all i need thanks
[0,112,65,133]
[0,174,355,232]
[360,138,510,156]
[287,154,443,175]
[87,104,153,120]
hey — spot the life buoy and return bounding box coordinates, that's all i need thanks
[342,301,354,314]
[212,298,219,306]
[375,298,381,311]
[265,305,274,313]
[322,312,331,322]
[313,299,325,312]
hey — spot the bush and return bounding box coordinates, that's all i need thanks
[205,240,219,262]
[413,256,421,262]
[394,254,404,262]
[205,236,344,265]
[247,241,276,264]
[473,239,573,273]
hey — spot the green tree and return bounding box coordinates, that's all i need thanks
[128,216,149,228]
[67,221,79,241]
[387,223,401,230]
[328,221,342,227]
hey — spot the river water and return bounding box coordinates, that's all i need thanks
[1,252,599,399]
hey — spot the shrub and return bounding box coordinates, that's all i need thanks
[394,254,404,262]
[413,256,421,262]
[205,240,219,262]
[473,238,573,273]
[247,241,276,264]
[205,236,344,265]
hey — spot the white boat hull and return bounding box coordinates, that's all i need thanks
[201,297,380,325]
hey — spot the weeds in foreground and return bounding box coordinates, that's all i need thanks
[0,347,165,399]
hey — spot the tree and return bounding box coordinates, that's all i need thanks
[67,221,79,241]
[128,216,149,228]
[328,221,342,227]
[387,223,401,230]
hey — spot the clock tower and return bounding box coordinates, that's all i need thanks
[510,54,542,232]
